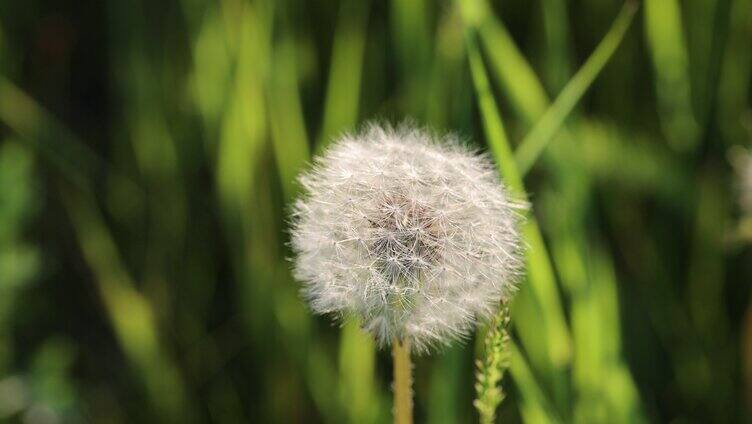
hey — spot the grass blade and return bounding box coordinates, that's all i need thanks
[268,37,311,201]
[391,0,432,116]
[317,0,370,151]
[515,2,638,175]
[466,23,572,380]
[465,31,523,193]
[717,0,752,146]
[644,0,699,151]
[540,0,572,92]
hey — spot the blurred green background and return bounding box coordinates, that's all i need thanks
[0,0,751,422]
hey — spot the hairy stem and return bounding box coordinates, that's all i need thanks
[392,338,413,424]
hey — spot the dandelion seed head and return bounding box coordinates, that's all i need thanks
[290,123,526,352]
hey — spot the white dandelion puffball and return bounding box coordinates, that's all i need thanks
[291,123,526,352]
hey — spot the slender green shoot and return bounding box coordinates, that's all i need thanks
[317,0,370,151]
[474,303,512,424]
[515,2,638,175]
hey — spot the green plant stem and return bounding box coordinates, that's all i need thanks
[475,304,512,424]
[392,338,413,424]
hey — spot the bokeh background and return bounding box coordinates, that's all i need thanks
[1,0,751,422]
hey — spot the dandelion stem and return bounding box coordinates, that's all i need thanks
[392,338,413,424]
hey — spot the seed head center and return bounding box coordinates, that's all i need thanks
[369,194,442,286]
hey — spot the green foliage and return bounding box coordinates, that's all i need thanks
[0,0,750,422]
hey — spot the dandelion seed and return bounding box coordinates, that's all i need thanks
[290,122,526,353]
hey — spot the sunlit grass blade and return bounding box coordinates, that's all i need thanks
[515,2,638,175]
[716,0,752,146]
[268,37,311,201]
[465,32,522,193]
[466,24,572,376]
[683,0,722,128]
[540,0,572,91]
[428,346,464,424]
[570,248,643,422]
[213,6,280,420]
[464,0,575,182]
[390,0,431,116]
[211,3,350,421]
[426,7,467,130]
[339,321,379,424]
[317,0,370,151]
[644,0,699,151]
[215,7,267,207]
[463,3,646,420]
[463,0,548,125]
[215,5,269,338]
[189,8,233,134]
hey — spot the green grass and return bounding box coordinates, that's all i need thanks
[0,0,749,422]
